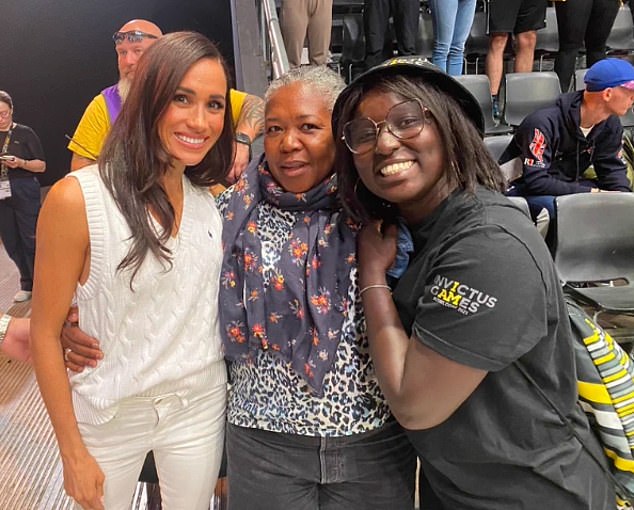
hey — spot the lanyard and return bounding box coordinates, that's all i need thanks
[0,125,14,180]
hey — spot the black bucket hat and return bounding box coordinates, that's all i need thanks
[332,56,484,135]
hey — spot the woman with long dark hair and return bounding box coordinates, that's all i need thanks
[30,32,232,509]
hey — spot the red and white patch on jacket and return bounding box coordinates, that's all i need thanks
[528,128,547,163]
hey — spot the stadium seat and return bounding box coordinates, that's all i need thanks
[505,195,550,239]
[535,7,559,71]
[455,74,512,135]
[506,196,531,218]
[464,11,489,74]
[503,71,561,127]
[574,68,587,91]
[415,12,434,59]
[606,6,634,55]
[483,133,514,162]
[340,13,365,82]
[553,192,634,317]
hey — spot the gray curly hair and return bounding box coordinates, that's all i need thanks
[265,66,346,112]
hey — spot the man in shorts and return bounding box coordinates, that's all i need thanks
[485,0,548,119]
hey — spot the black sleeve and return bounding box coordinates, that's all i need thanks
[593,120,631,192]
[20,125,45,161]
[411,226,549,372]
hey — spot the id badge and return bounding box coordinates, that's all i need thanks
[0,178,11,200]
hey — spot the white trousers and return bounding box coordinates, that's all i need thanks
[76,383,227,510]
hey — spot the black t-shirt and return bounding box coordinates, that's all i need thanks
[394,187,613,509]
[0,123,45,179]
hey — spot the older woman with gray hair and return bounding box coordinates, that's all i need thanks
[217,65,416,509]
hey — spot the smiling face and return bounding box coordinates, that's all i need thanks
[158,58,227,172]
[264,81,335,193]
[351,89,453,224]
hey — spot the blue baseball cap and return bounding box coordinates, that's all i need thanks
[584,58,634,92]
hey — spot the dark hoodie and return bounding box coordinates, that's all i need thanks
[499,90,631,196]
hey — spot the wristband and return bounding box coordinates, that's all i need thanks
[359,284,391,297]
[235,132,252,147]
[0,313,12,347]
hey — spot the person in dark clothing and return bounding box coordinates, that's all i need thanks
[554,0,620,92]
[332,55,615,509]
[500,58,633,222]
[363,0,420,69]
[0,90,46,303]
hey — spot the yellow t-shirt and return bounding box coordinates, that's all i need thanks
[230,88,247,129]
[67,94,110,160]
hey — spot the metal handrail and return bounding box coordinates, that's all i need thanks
[261,0,290,79]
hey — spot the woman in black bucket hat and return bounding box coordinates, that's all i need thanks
[333,56,615,509]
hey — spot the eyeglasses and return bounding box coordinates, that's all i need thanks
[112,30,159,45]
[342,99,428,155]
[0,110,11,118]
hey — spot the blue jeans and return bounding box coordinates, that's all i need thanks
[226,420,416,509]
[428,0,477,76]
[0,176,40,291]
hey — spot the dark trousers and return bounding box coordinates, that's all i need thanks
[364,0,420,68]
[554,0,620,92]
[0,176,40,291]
[226,420,417,510]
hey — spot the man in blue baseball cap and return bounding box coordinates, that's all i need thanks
[499,58,633,235]
[584,58,634,92]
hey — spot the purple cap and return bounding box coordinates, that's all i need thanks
[584,58,634,92]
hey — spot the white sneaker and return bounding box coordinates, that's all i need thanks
[13,290,32,302]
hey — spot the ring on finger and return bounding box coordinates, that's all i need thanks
[64,347,72,362]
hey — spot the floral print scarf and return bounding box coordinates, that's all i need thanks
[220,157,358,395]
